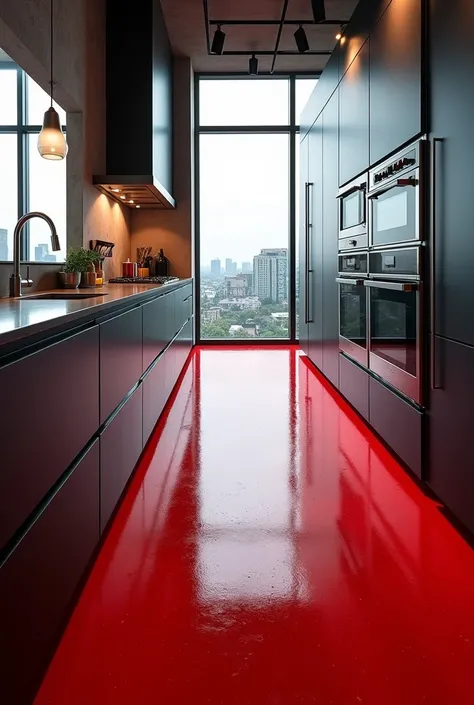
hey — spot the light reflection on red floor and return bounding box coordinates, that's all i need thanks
[35,347,474,705]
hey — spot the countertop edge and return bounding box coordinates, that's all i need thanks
[0,279,193,354]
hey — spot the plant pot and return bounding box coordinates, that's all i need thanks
[79,271,97,288]
[58,271,81,289]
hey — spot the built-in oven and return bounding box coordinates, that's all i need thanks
[337,173,368,251]
[365,247,422,404]
[368,141,425,248]
[336,251,368,367]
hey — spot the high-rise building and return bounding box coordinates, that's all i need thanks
[241,262,252,273]
[211,258,221,276]
[225,258,234,275]
[230,261,237,276]
[35,243,49,261]
[0,228,8,260]
[253,248,288,303]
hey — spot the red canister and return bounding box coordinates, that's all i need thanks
[122,259,134,277]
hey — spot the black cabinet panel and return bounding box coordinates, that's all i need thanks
[369,376,423,478]
[299,136,310,356]
[430,1,474,345]
[143,354,168,445]
[339,354,369,421]
[143,293,169,372]
[0,326,99,551]
[0,440,99,705]
[308,115,324,371]
[301,48,339,138]
[429,336,474,534]
[339,39,370,186]
[322,92,340,388]
[370,0,423,165]
[100,306,143,423]
[100,386,143,533]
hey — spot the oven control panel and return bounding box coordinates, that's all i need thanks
[369,142,422,189]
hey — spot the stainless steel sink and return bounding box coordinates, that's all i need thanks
[24,293,109,300]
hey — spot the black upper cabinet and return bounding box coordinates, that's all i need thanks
[429,336,474,534]
[300,48,339,139]
[99,306,143,423]
[0,439,99,705]
[0,326,99,551]
[430,0,474,345]
[308,115,324,371]
[339,39,370,186]
[370,0,423,165]
[322,92,340,389]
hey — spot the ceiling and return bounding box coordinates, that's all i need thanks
[160,0,360,73]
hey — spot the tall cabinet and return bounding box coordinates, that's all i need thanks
[428,0,474,535]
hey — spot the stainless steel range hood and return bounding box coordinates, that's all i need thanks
[93,0,175,210]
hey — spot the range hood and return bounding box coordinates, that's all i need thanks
[94,0,175,210]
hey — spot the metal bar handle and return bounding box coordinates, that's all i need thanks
[336,184,366,199]
[368,178,419,200]
[363,280,418,292]
[335,278,365,286]
[431,138,442,390]
[304,183,310,323]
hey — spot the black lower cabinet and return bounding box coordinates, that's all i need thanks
[369,377,423,478]
[100,385,143,533]
[339,354,369,421]
[428,336,474,534]
[143,354,168,445]
[0,325,99,552]
[0,440,100,705]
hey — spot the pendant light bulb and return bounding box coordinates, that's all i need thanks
[38,107,67,160]
[38,0,67,160]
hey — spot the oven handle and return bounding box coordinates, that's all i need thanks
[305,182,314,323]
[363,280,418,292]
[336,184,366,199]
[431,138,442,390]
[368,178,419,199]
[335,278,365,286]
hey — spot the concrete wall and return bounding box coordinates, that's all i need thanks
[131,57,193,279]
[0,0,131,295]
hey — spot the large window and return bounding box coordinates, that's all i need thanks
[0,55,66,262]
[197,76,317,342]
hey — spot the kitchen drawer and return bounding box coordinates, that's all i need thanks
[142,293,170,372]
[100,385,143,533]
[99,305,143,423]
[369,376,423,478]
[143,354,168,445]
[0,325,99,551]
[0,439,99,705]
[339,353,369,421]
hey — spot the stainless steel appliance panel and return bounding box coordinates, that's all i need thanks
[337,277,368,368]
[337,173,368,244]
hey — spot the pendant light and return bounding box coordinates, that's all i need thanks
[37,0,68,160]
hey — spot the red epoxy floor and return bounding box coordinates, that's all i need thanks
[35,347,474,705]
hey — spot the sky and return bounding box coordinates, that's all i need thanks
[198,79,317,266]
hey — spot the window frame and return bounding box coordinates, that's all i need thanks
[194,73,320,345]
[0,61,66,262]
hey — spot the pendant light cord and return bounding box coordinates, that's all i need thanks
[50,0,54,106]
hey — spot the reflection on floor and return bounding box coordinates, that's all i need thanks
[35,347,474,705]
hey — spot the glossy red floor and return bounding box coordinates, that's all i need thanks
[35,347,474,705]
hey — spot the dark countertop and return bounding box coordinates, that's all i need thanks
[0,279,192,350]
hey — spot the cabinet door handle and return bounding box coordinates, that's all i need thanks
[368,178,419,199]
[305,182,314,323]
[363,280,418,292]
[431,138,443,390]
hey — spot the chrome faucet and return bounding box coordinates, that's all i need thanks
[10,212,60,297]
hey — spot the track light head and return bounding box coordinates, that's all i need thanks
[249,54,258,75]
[211,25,226,54]
[294,25,310,53]
[311,0,326,23]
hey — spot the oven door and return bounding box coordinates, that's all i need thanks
[365,279,422,404]
[338,179,367,243]
[369,170,419,247]
[336,277,368,367]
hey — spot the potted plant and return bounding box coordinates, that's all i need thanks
[79,249,100,288]
[58,248,85,289]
